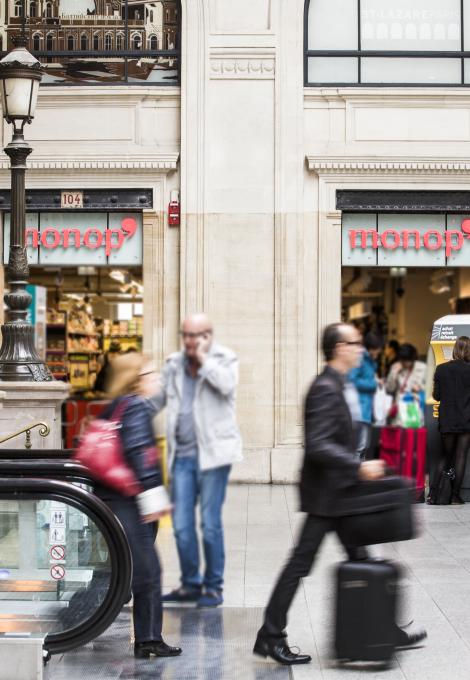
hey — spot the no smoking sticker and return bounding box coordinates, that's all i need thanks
[50,545,65,562]
[50,565,65,580]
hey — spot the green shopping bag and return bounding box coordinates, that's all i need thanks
[398,393,422,429]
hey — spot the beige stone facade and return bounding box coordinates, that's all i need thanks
[2,0,470,479]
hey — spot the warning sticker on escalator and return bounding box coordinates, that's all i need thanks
[50,564,65,580]
[50,527,66,544]
[50,509,66,527]
[50,545,66,562]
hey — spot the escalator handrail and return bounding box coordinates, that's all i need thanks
[0,477,132,655]
[0,459,94,486]
[0,449,74,460]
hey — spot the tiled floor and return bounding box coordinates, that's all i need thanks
[49,484,470,679]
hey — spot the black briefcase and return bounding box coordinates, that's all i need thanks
[335,559,400,665]
[336,476,415,547]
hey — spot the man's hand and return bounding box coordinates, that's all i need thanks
[358,459,386,481]
[195,332,211,365]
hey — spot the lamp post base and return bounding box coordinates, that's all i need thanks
[0,323,52,381]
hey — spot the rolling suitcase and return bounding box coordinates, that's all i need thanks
[335,559,400,666]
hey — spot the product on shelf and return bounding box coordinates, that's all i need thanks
[47,309,66,325]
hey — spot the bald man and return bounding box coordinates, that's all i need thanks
[150,314,243,608]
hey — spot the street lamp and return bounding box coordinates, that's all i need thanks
[0,36,52,381]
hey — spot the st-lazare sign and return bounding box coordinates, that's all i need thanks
[3,212,143,266]
[342,213,470,267]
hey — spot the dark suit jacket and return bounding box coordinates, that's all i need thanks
[299,365,361,517]
[433,360,470,433]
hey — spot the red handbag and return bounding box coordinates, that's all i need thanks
[74,399,142,496]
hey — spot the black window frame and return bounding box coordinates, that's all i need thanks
[2,0,181,87]
[304,0,470,87]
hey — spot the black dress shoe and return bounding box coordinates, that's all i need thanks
[134,640,182,658]
[395,628,427,650]
[451,494,465,505]
[253,632,311,665]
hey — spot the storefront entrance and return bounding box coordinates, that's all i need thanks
[0,188,151,447]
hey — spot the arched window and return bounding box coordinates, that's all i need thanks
[132,34,141,49]
[149,35,158,50]
[80,33,87,50]
[67,35,74,51]
[116,33,123,51]
[29,1,36,17]
[46,33,53,50]
[93,33,100,50]
[305,0,467,86]
[33,34,40,50]
[104,33,112,50]
[14,0,22,17]
[45,1,52,17]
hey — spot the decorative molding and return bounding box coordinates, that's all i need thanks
[307,156,470,175]
[210,57,275,79]
[0,155,179,172]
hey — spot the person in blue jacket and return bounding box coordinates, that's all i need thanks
[97,352,182,660]
[348,332,383,459]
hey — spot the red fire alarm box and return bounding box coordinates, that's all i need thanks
[168,190,180,227]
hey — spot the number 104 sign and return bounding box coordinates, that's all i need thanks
[61,191,83,209]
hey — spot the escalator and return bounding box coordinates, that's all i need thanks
[0,451,132,656]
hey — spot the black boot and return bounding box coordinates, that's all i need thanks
[134,640,182,658]
[253,631,311,665]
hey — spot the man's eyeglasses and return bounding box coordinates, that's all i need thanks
[340,341,363,347]
[179,330,212,339]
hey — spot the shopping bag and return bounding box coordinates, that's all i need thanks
[373,386,393,425]
[398,393,422,429]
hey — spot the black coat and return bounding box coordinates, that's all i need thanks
[300,366,361,517]
[433,360,470,433]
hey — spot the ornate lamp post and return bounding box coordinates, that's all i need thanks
[0,37,51,381]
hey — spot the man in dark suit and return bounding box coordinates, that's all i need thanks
[253,322,426,665]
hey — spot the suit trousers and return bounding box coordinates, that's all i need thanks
[261,514,367,638]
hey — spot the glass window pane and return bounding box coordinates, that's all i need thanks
[0,498,112,637]
[361,57,462,84]
[308,57,358,84]
[361,0,461,51]
[464,0,470,48]
[308,0,358,50]
[6,0,180,85]
[464,59,470,82]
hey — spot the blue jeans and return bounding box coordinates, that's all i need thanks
[171,456,231,592]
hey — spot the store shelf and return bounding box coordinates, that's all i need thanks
[68,330,100,337]
[47,323,66,329]
[46,349,66,355]
[104,335,143,339]
[67,350,101,355]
